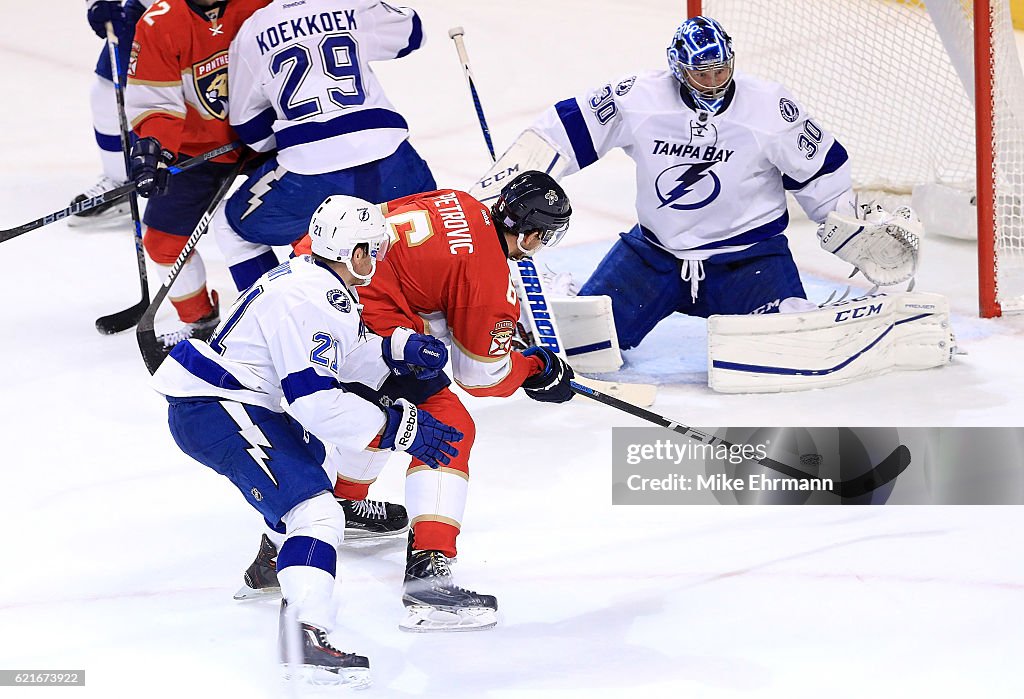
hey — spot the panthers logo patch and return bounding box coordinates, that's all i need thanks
[193,50,230,120]
[327,289,351,313]
[488,320,516,356]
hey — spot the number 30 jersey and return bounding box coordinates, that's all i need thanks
[529,70,855,259]
[151,256,391,451]
[229,0,426,175]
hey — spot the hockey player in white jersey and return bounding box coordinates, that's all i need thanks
[473,16,919,352]
[211,0,437,292]
[152,195,463,686]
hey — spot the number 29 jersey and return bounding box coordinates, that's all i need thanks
[228,0,426,175]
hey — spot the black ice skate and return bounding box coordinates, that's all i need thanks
[338,497,409,539]
[66,175,130,228]
[400,548,498,632]
[233,533,280,601]
[157,291,220,350]
[279,602,370,688]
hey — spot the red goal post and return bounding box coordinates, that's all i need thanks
[689,0,1024,317]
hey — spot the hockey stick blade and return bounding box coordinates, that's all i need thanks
[833,444,912,498]
[570,381,912,498]
[93,143,243,336]
[95,295,150,336]
[574,376,657,407]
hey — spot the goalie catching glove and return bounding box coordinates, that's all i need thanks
[520,346,575,403]
[818,202,921,286]
[379,399,463,469]
[383,327,448,380]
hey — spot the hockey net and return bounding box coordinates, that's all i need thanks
[692,0,1024,316]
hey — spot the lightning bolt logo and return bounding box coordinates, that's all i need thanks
[240,166,287,221]
[221,403,279,487]
[657,162,721,210]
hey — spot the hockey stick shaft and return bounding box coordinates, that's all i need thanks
[448,26,496,162]
[448,27,656,401]
[136,159,244,374]
[94,22,148,335]
[0,142,242,244]
[569,380,911,497]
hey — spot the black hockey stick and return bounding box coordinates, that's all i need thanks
[449,27,496,161]
[570,381,912,498]
[94,22,148,336]
[0,142,240,245]
[137,160,244,374]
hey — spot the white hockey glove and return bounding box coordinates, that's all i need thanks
[818,202,922,286]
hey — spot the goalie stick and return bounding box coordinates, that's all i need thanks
[0,142,241,244]
[448,27,496,161]
[448,26,656,406]
[570,381,912,498]
[137,160,244,374]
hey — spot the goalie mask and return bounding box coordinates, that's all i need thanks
[492,170,572,257]
[309,195,389,285]
[667,16,735,101]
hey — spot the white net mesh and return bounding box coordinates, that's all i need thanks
[701,0,1024,314]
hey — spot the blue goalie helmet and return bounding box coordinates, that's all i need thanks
[667,16,735,99]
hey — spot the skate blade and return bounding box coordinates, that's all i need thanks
[399,605,497,633]
[233,583,281,601]
[282,664,370,689]
[343,524,410,541]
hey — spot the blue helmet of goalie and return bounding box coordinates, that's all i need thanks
[667,16,735,101]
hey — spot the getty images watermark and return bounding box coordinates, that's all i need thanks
[622,438,835,494]
[614,429,840,505]
[612,426,1024,505]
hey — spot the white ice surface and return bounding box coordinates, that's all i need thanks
[1,2,1022,697]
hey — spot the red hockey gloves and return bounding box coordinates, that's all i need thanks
[521,346,575,403]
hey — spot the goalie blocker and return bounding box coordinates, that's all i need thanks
[708,291,955,393]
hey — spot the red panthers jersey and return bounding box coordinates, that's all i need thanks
[126,0,270,160]
[360,190,545,397]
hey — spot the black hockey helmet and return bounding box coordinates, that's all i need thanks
[491,170,572,247]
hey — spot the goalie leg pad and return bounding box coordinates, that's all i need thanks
[708,292,955,393]
[549,296,622,373]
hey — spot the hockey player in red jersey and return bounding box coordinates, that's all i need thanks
[125,0,269,346]
[288,170,576,631]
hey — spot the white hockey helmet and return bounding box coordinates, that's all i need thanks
[308,195,390,284]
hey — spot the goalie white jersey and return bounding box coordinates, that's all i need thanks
[529,70,854,259]
[152,256,390,450]
[229,0,425,175]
